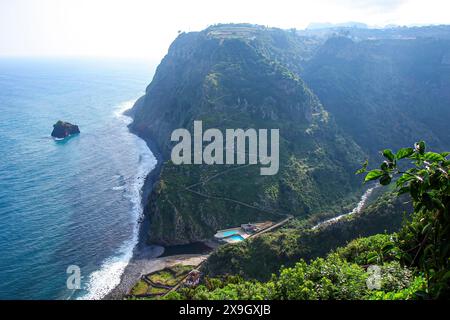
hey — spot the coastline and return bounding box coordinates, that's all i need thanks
[104,98,165,300]
[104,95,213,299]
[103,98,374,300]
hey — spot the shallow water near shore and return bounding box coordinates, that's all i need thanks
[0,58,156,299]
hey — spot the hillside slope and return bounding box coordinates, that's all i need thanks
[131,24,365,245]
[131,24,450,246]
[303,36,450,157]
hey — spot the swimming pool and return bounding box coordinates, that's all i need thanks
[214,228,247,243]
[228,235,245,242]
[222,230,240,237]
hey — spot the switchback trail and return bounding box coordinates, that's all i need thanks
[184,163,289,218]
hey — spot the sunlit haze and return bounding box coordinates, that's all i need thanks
[1,0,450,61]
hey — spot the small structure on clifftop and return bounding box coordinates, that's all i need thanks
[51,120,80,139]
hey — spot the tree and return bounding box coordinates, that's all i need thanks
[358,141,450,298]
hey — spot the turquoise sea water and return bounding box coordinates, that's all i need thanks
[0,58,156,299]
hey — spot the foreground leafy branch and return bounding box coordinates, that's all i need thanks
[358,141,450,299]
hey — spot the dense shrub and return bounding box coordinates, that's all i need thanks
[335,234,400,265]
[273,254,368,300]
[361,142,450,298]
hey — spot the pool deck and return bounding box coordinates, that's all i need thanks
[213,220,280,243]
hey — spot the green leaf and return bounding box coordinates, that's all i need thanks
[415,141,426,155]
[382,244,395,254]
[367,252,379,264]
[442,270,450,281]
[365,169,384,182]
[422,223,432,235]
[382,149,395,162]
[397,186,410,195]
[396,174,414,186]
[423,152,444,162]
[432,197,445,210]
[440,152,450,158]
[355,159,368,175]
[396,147,414,159]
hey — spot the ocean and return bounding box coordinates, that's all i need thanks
[0,58,157,299]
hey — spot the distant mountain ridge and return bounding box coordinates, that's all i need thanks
[306,22,369,30]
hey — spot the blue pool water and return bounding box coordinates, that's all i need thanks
[0,58,157,299]
[222,230,240,237]
[228,235,245,241]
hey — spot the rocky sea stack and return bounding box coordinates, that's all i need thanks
[51,120,80,139]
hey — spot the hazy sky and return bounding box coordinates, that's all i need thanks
[1,0,449,60]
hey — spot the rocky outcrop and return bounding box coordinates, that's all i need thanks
[51,121,80,139]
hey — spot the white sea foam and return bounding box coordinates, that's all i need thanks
[113,99,136,123]
[78,99,156,300]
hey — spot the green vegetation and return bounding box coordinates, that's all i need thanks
[128,265,194,298]
[361,141,450,298]
[148,265,193,287]
[148,270,179,287]
[159,236,425,300]
[133,24,450,246]
[129,279,169,297]
[133,24,366,245]
[148,286,169,296]
[202,191,410,281]
[130,280,149,296]
[130,142,447,300]
[303,37,450,159]
[129,23,450,299]
[335,234,399,265]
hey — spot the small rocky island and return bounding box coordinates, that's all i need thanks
[51,120,80,139]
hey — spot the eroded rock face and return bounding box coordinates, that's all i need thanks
[51,120,80,139]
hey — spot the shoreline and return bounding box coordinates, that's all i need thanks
[104,97,213,299]
[75,99,160,300]
[103,99,374,300]
[104,99,165,300]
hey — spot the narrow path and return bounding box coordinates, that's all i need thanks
[248,215,293,238]
[185,187,288,218]
[186,163,253,189]
[183,157,290,218]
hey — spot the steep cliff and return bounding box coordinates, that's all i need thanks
[131,24,365,245]
[131,24,450,245]
[302,36,450,157]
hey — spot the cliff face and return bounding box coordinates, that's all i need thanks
[131,24,365,245]
[302,36,450,157]
[131,24,450,245]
